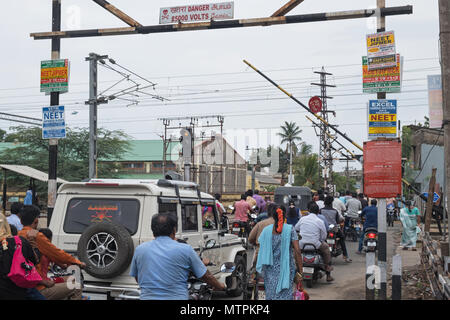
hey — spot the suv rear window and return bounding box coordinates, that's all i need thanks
[64,198,140,235]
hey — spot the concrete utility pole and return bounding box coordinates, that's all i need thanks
[438,0,450,253]
[85,53,108,179]
[47,0,61,226]
[375,0,388,301]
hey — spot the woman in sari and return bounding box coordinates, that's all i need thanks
[399,201,421,250]
[256,205,303,300]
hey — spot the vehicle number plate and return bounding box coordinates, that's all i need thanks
[232,228,240,232]
[368,242,377,247]
[303,267,314,274]
[327,239,335,244]
[257,290,266,300]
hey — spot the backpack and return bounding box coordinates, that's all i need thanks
[7,236,42,288]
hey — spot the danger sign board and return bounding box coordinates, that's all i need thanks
[159,2,234,24]
[363,139,402,198]
[308,96,322,113]
[368,99,397,139]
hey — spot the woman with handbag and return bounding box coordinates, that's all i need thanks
[0,213,53,300]
[256,205,304,300]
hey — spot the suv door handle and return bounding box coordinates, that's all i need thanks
[203,235,209,240]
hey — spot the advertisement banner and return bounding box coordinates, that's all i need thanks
[427,75,443,129]
[366,31,396,70]
[363,140,402,198]
[362,54,401,93]
[159,2,234,24]
[42,106,66,139]
[368,99,397,139]
[40,59,69,93]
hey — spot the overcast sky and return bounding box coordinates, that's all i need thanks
[0,0,441,172]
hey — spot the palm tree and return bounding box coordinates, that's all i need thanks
[277,121,302,184]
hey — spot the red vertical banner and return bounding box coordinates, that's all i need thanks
[363,139,402,198]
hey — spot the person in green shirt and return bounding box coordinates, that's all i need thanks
[399,201,421,250]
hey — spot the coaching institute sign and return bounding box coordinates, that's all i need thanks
[159,2,234,24]
[42,106,66,139]
[366,31,397,70]
[40,59,69,93]
[368,100,397,139]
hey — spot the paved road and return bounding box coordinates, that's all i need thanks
[304,223,400,300]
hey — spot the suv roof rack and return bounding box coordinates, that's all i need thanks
[157,179,198,190]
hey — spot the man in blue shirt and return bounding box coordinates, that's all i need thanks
[130,213,226,300]
[357,199,378,254]
[6,202,23,231]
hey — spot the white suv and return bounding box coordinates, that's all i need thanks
[49,178,247,299]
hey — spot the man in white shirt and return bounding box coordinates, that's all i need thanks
[333,197,346,216]
[295,203,333,282]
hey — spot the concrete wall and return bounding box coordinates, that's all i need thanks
[414,143,445,193]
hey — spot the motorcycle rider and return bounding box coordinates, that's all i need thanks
[320,196,352,263]
[233,194,252,235]
[295,202,334,282]
[356,199,378,254]
[252,190,266,214]
[130,213,226,300]
[345,192,362,231]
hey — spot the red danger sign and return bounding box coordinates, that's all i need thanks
[308,96,322,113]
[363,139,402,198]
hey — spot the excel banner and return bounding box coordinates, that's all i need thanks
[368,99,397,139]
[40,59,69,93]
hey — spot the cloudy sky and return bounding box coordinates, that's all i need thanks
[0,0,441,172]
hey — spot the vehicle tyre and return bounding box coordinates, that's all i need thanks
[306,279,313,288]
[227,255,247,297]
[77,221,134,279]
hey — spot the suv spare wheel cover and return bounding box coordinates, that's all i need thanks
[77,221,134,279]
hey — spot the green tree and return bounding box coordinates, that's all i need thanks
[0,126,131,197]
[0,129,7,142]
[277,121,303,184]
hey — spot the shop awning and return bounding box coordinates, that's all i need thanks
[0,164,69,184]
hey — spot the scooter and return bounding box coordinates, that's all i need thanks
[363,228,378,253]
[301,243,327,288]
[187,239,238,300]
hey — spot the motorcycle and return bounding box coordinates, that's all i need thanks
[387,206,395,227]
[344,211,362,242]
[230,205,257,249]
[244,250,265,300]
[327,224,343,259]
[301,243,327,288]
[188,239,238,300]
[363,228,378,253]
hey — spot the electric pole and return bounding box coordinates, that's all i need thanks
[376,0,388,301]
[85,53,108,179]
[311,67,336,192]
[438,0,450,254]
[47,0,61,226]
